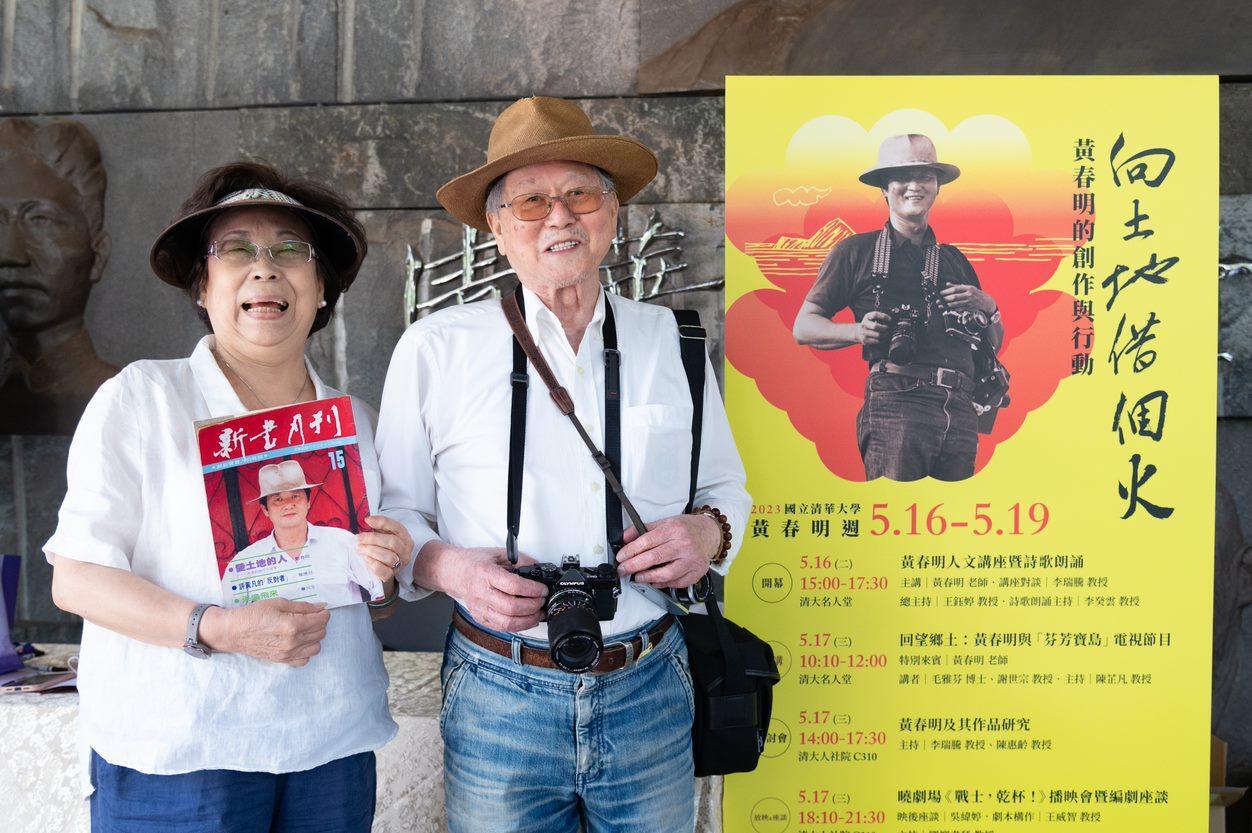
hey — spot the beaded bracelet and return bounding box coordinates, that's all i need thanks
[693,505,733,566]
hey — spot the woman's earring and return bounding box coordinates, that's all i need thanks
[318,300,328,309]
[196,299,205,308]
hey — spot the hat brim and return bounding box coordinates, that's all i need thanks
[250,480,324,502]
[436,135,659,232]
[859,162,961,188]
[149,200,366,290]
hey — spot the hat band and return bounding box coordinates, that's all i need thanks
[262,482,313,493]
[215,187,304,208]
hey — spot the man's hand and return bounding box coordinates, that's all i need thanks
[616,514,719,589]
[857,311,892,346]
[940,284,996,315]
[201,599,330,667]
[439,546,547,632]
[357,514,415,583]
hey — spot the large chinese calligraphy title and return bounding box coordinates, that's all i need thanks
[1103,133,1177,521]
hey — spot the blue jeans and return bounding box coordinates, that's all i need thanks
[440,619,696,833]
[857,371,979,481]
[89,749,375,833]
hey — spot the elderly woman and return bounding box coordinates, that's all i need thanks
[46,162,422,833]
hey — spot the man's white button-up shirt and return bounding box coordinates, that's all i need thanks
[376,287,750,641]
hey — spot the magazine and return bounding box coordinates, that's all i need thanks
[197,396,383,609]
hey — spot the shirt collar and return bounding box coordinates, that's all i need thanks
[886,222,937,250]
[263,523,319,550]
[519,284,606,350]
[189,335,330,419]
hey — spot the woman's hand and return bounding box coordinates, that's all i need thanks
[200,599,330,667]
[356,515,415,584]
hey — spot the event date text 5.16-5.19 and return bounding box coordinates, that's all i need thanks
[867,503,1050,537]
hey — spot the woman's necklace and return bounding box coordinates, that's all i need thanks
[214,349,312,409]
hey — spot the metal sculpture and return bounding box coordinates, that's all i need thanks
[404,209,722,323]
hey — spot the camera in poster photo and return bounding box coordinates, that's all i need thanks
[222,459,383,608]
[793,134,1011,482]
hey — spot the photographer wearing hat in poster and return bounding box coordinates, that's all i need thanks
[793,134,1007,482]
[375,96,749,832]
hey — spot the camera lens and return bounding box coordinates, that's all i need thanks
[888,327,916,364]
[688,574,712,602]
[547,591,603,672]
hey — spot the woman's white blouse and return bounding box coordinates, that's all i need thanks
[44,336,408,790]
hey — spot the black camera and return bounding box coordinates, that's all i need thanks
[670,574,712,606]
[862,304,922,365]
[972,356,1012,434]
[513,556,621,672]
[941,307,989,347]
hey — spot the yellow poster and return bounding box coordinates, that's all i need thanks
[723,76,1216,832]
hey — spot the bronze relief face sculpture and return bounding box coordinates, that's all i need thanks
[0,119,117,435]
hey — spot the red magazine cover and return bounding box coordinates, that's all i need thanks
[197,396,383,608]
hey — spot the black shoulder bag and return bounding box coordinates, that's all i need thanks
[668,308,780,777]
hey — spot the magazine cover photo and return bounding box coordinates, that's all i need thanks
[197,396,383,609]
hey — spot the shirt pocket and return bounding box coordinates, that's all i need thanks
[622,403,692,508]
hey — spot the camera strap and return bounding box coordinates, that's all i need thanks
[869,223,941,322]
[503,287,646,568]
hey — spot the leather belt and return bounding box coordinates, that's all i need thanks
[872,360,974,394]
[452,608,674,674]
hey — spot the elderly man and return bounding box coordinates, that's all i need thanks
[793,133,1004,481]
[0,118,116,435]
[375,96,749,832]
[223,460,384,608]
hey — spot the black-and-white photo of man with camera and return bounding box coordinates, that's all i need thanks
[374,96,749,833]
[794,133,1009,482]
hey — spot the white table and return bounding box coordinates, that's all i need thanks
[0,646,722,832]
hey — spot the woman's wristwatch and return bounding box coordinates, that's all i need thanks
[692,505,733,566]
[183,602,216,660]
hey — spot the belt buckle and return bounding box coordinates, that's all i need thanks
[934,367,958,389]
[606,640,636,669]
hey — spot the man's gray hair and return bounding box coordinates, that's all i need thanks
[0,118,107,236]
[484,166,616,221]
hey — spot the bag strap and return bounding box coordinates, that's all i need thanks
[668,308,752,692]
[603,306,623,555]
[671,309,705,514]
[502,287,645,566]
[705,586,749,690]
[506,310,529,566]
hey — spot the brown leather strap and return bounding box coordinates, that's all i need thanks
[502,292,574,415]
[453,608,674,674]
[501,289,650,540]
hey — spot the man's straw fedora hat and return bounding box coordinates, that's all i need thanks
[437,96,658,232]
[859,134,960,188]
[252,459,323,502]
